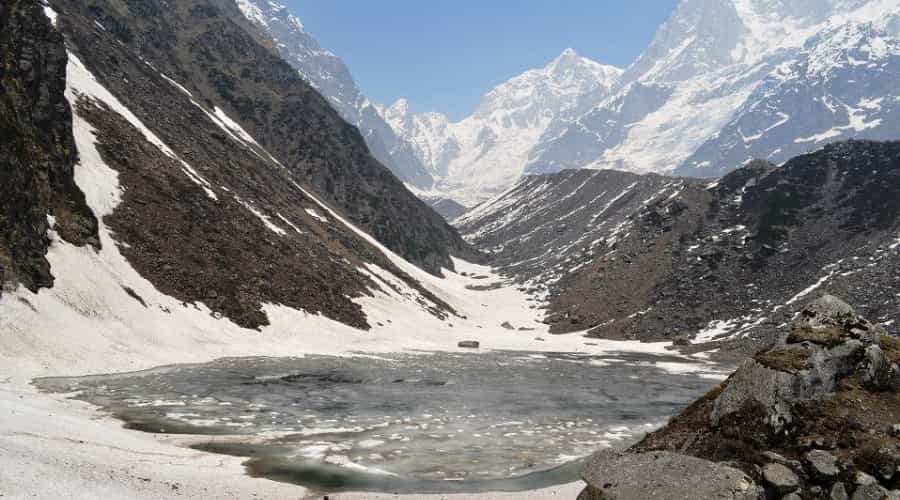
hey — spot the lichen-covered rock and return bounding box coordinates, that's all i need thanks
[629,295,900,500]
[710,296,885,431]
[794,295,856,330]
[710,337,864,430]
[851,482,889,500]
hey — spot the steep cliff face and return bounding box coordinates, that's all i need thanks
[0,0,97,296]
[52,0,475,277]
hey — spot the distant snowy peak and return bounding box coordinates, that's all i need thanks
[526,0,900,179]
[236,0,357,114]
[473,49,622,123]
[381,49,623,204]
[624,0,747,84]
[626,0,897,85]
[236,0,303,31]
[381,100,459,178]
[803,21,900,76]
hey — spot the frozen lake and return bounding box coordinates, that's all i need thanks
[36,351,727,494]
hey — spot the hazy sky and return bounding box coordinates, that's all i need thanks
[287,1,679,121]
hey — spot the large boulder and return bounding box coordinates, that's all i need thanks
[710,295,888,431]
[579,450,761,500]
[804,450,840,482]
[761,463,800,494]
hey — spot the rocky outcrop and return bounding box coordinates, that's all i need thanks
[628,295,900,499]
[0,0,97,296]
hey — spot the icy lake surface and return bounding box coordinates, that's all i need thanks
[36,351,727,493]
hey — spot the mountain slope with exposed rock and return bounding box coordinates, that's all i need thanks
[459,141,900,349]
[55,0,477,278]
[0,0,490,336]
[233,0,435,190]
[0,0,98,296]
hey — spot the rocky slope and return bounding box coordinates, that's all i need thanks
[54,0,476,277]
[0,0,485,333]
[456,168,696,298]
[0,0,97,297]
[459,141,900,347]
[233,0,434,189]
[600,295,900,500]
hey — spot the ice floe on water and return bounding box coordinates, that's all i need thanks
[37,351,729,493]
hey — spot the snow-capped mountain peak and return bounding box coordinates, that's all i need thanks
[381,49,624,205]
[526,0,900,180]
[473,49,622,124]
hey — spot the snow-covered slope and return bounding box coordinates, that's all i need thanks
[235,0,434,188]
[677,21,900,176]
[383,49,623,205]
[527,0,900,177]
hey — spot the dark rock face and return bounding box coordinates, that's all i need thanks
[53,0,475,277]
[631,296,900,499]
[0,0,98,296]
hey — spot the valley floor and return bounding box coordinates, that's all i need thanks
[0,259,722,499]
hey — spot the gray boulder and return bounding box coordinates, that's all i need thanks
[851,482,889,500]
[804,449,840,481]
[795,295,856,329]
[830,482,849,500]
[762,463,800,495]
[863,345,900,391]
[580,450,761,500]
[710,295,873,431]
